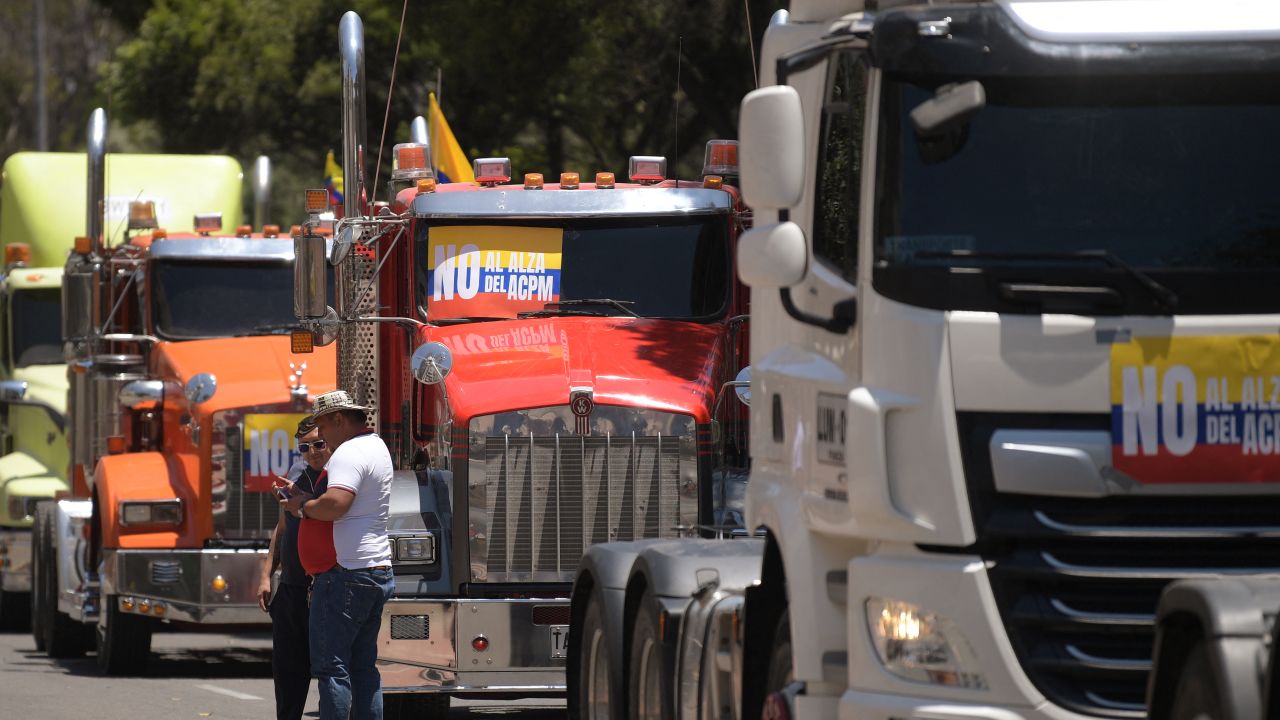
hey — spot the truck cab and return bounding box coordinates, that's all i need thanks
[31,108,336,673]
[0,150,244,631]
[734,1,1280,719]
[292,11,752,715]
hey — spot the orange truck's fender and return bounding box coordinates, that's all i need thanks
[95,451,201,549]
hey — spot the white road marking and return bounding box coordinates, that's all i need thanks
[196,684,263,701]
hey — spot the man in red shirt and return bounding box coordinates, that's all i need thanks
[281,390,393,720]
[259,419,330,720]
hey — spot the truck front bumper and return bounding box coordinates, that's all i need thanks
[377,597,569,696]
[100,548,269,624]
[0,528,31,592]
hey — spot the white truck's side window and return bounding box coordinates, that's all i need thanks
[812,51,867,284]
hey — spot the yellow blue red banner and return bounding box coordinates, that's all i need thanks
[426,226,562,320]
[1111,335,1280,484]
[242,413,310,492]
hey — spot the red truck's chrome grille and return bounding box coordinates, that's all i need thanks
[468,422,694,584]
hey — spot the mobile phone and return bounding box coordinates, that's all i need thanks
[273,475,292,500]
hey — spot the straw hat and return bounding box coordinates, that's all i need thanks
[308,389,371,422]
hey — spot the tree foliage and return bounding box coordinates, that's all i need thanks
[7,0,783,227]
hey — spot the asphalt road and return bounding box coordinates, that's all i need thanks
[0,626,565,720]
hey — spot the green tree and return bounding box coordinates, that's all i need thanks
[103,0,782,227]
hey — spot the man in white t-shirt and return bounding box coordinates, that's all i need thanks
[281,389,394,720]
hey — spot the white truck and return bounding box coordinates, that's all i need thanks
[568,2,1280,719]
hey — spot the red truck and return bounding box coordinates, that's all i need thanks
[287,11,752,715]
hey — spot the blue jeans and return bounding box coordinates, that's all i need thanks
[309,566,394,720]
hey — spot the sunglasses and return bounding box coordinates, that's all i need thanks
[297,440,327,452]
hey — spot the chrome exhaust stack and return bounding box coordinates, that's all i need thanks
[410,115,428,146]
[252,155,272,229]
[339,10,367,220]
[333,10,380,422]
[86,107,106,253]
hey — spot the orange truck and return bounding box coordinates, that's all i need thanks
[30,107,336,674]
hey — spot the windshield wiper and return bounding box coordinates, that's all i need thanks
[517,308,609,318]
[548,299,640,317]
[429,316,509,326]
[518,298,640,318]
[909,249,1178,312]
[247,323,298,336]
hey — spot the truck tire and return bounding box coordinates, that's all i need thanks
[37,517,89,658]
[1170,641,1226,720]
[29,511,47,650]
[628,588,674,720]
[95,597,152,675]
[575,591,616,720]
[765,608,794,695]
[383,692,448,719]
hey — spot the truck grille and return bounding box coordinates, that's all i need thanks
[959,413,1280,719]
[473,432,683,583]
[212,413,287,541]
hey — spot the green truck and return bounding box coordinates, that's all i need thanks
[0,152,244,630]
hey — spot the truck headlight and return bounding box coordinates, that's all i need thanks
[394,533,436,563]
[865,597,988,690]
[120,500,183,527]
[6,495,40,520]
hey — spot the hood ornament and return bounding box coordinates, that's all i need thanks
[289,361,309,400]
[569,387,594,435]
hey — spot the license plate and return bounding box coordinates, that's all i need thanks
[549,624,569,659]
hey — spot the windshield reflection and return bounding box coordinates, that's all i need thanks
[415,215,731,322]
[151,260,297,340]
[11,287,61,367]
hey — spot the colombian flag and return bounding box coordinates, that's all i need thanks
[428,92,475,184]
[324,150,344,205]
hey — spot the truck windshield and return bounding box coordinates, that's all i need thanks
[874,74,1280,315]
[10,287,62,367]
[415,214,731,322]
[152,260,298,339]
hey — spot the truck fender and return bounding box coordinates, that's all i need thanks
[570,540,670,720]
[630,538,763,600]
[1147,578,1280,720]
[0,459,66,527]
[94,452,199,549]
[47,498,92,617]
[621,539,764,720]
[387,468,452,593]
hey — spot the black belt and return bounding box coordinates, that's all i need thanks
[329,564,391,573]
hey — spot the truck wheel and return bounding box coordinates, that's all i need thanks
[575,591,615,720]
[29,510,47,650]
[1170,641,1226,720]
[628,588,674,720]
[383,692,448,719]
[95,597,152,675]
[39,521,89,659]
[764,608,794,695]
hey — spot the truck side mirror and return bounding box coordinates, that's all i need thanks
[119,380,163,410]
[738,221,807,289]
[739,85,806,210]
[294,233,327,320]
[411,342,453,385]
[0,380,27,402]
[733,366,751,407]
